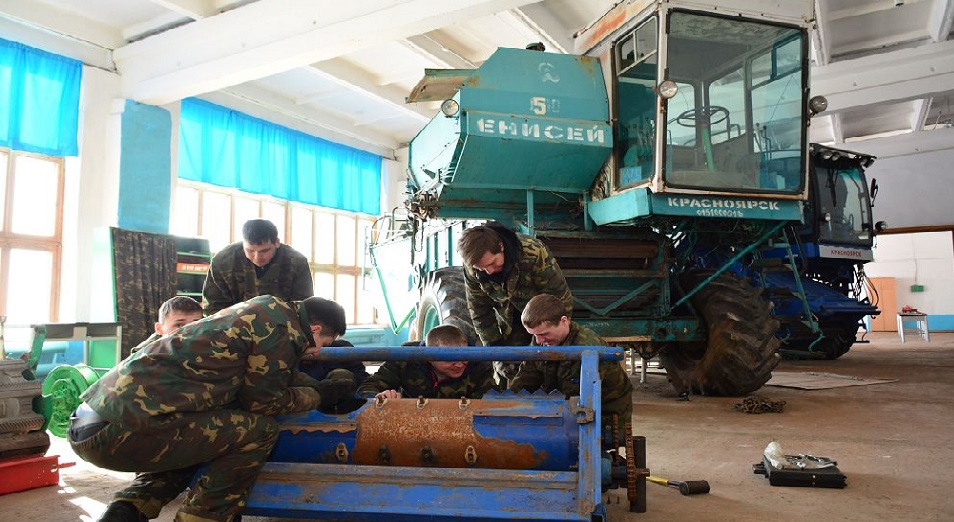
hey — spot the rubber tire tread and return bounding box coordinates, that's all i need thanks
[0,359,51,458]
[412,267,477,345]
[662,270,781,396]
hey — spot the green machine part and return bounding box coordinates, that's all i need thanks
[41,363,107,438]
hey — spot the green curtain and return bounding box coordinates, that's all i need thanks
[111,228,178,357]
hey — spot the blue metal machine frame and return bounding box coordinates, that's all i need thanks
[244,345,624,521]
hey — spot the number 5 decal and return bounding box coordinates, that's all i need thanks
[530,97,547,115]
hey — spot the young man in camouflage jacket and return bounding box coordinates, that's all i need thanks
[457,223,572,384]
[202,219,313,315]
[509,294,634,440]
[356,325,498,400]
[130,295,204,354]
[69,295,354,522]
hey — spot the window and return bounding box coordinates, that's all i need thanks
[615,17,659,189]
[173,180,378,325]
[0,148,64,323]
[663,10,805,193]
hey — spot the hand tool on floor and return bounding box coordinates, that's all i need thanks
[647,475,710,496]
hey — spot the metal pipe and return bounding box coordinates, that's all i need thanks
[316,344,624,362]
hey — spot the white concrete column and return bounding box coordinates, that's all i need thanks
[58,66,124,322]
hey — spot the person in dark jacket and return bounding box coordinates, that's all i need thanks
[69,295,354,522]
[457,223,572,384]
[356,325,497,400]
[202,219,313,315]
[299,339,369,413]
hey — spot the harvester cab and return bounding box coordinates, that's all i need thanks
[577,0,816,226]
[804,144,882,252]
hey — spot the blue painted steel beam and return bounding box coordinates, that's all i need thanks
[576,350,602,517]
[316,345,624,362]
[245,464,594,521]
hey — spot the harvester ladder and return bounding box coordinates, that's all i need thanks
[756,227,823,350]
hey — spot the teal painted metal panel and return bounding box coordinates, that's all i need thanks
[461,48,609,120]
[652,194,803,220]
[587,189,653,225]
[588,189,803,225]
[407,47,612,219]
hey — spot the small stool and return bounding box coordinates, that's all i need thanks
[897,313,929,343]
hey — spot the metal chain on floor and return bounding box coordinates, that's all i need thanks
[733,395,786,414]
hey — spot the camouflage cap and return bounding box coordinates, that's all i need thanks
[301,297,347,337]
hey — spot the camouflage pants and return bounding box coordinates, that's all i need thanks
[70,409,279,521]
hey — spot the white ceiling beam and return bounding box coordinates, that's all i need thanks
[0,0,125,49]
[293,88,339,105]
[510,5,571,53]
[810,0,831,66]
[203,83,399,158]
[372,68,427,88]
[830,113,844,144]
[306,61,433,122]
[928,0,954,42]
[114,0,539,105]
[143,0,216,20]
[825,1,901,23]
[911,98,933,131]
[492,10,556,50]
[813,39,954,114]
[403,35,477,69]
[352,112,407,127]
[121,12,193,43]
[831,28,928,56]
[212,0,251,10]
[0,13,114,70]
[838,126,954,159]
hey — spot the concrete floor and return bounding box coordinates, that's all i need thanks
[5,332,953,521]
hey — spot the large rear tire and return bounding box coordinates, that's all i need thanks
[411,267,476,345]
[660,271,781,396]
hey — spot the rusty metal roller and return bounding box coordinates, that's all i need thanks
[270,391,580,471]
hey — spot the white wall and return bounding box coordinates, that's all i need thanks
[866,232,954,317]
[838,128,954,231]
[58,66,124,322]
[381,150,408,217]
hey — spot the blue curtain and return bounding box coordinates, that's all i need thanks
[179,98,382,215]
[0,38,82,156]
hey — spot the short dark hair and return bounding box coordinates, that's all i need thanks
[242,219,279,244]
[301,296,347,337]
[521,294,567,329]
[457,226,503,267]
[158,296,202,323]
[426,324,468,346]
